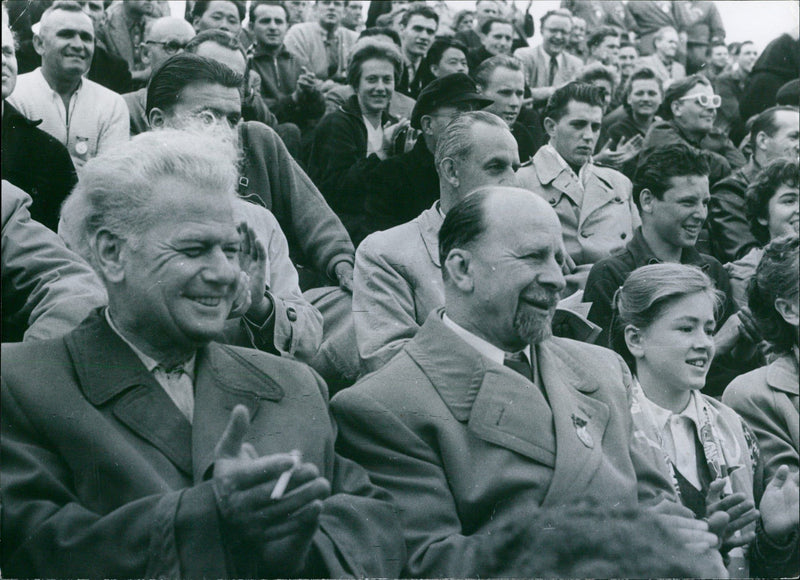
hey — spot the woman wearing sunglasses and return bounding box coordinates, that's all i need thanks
[639,74,746,186]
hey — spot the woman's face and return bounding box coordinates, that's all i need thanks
[629,292,717,393]
[762,183,800,241]
[356,58,395,115]
[628,78,662,118]
[457,14,474,33]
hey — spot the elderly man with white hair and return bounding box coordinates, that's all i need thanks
[0,129,404,578]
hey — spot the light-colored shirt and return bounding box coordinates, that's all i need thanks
[363,115,384,157]
[105,309,196,423]
[8,68,130,171]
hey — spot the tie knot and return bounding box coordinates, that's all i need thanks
[504,351,528,364]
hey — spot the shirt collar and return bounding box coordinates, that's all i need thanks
[105,308,195,378]
[542,143,590,180]
[34,66,84,98]
[627,227,706,267]
[636,379,704,432]
[442,313,532,367]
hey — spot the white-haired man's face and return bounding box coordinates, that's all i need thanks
[35,8,94,80]
[2,21,17,99]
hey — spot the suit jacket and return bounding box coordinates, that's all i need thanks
[353,204,444,372]
[332,311,675,577]
[517,145,640,291]
[1,310,404,578]
[637,54,686,88]
[513,44,583,100]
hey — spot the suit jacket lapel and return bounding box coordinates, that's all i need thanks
[67,311,193,475]
[417,205,443,268]
[578,168,618,229]
[537,340,610,506]
[535,148,583,208]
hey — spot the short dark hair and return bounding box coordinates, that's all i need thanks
[452,10,474,30]
[748,234,800,354]
[425,36,468,67]
[184,29,247,65]
[632,142,710,211]
[146,53,243,115]
[192,0,245,22]
[749,105,800,145]
[346,39,403,89]
[359,26,401,48]
[622,67,663,115]
[249,0,288,23]
[745,159,800,244]
[479,17,511,36]
[661,74,711,120]
[586,26,619,51]
[400,4,439,27]
[473,54,522,89]
[439,189,490,280]
[710,39,727,50]
[540,8,572,31]
[543,81,605,123]
[727,41,742,56]
[574,63,616,91]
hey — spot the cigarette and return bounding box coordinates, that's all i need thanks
[270,450,302,500]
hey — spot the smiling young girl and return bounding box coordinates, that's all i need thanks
[611,263,799,577]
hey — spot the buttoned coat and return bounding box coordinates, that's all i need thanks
[353,204,444,372]
[516,146,640,291]
[331,312,675,578]
[1,311,404,578]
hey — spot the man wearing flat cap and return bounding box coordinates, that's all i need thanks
[360,72,492,239]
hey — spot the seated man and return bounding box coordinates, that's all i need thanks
[191,0,245,36]
[2,180,107,343]
[585,26,621,70]
[146,53,355,292]
[361,73,492,239]
[396,4,439,99]
[517,82,640,293]
[333,186,719,577]
[1,130,404,578]
[467,17,514,72]
[355,111,520,372]
[709,105,799,263]
[584,143,745,395]
[637,27,685,90]
[474,54,545,162]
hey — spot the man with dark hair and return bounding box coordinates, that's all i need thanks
[248,1,325,132]
[284,1,357,83]
[396,4,438,98]
[333,185,716,577]
[709,106,799,262]
[474,55,544,162]
[146,53,355,293]
[454,0,500,53]
[361,73,493,238]
[640,74,745,186]
[355,111,518,372]
[191,0,245,35]
[421,36,469,83]
[584,142,742,394]
[586,26,621,69]
[467,17,514,72]
[517,82,640,293]
[705,40,729,81]
[714,40,758,143]
[514,9,583,103]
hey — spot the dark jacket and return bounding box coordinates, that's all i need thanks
[709,158,761,263]
[362,139,440,240]
[640,119,746,186]
[740,34,800,122]
[1,102,78,231]
[249,45,326,129]
[714,68,748,144]
[467,45,495,75]
[238,121,355,282]
[396,60,426,100]
[512,119,544,163]
[584,227,747,396]
[605,110,655,178]
[305,95,397,240]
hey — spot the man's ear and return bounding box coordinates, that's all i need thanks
[543,116,557,138]
[774,297,799,328]
[420,114,434,136]
[192,16,201,32]
[670,99,682,119]
[623,325,644,358]
[443,249,474,292]
[93,230,127,284]
[754,130,770,153]
[638,188,655,214]
[32,33,45,56]
[148,107,167,128]
[439,157,459,189]
[140,44,152,66]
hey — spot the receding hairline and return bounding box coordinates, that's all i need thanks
[145,17,196,41]
[39,5,93,34]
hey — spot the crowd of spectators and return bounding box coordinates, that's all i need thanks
[1,0,798,577]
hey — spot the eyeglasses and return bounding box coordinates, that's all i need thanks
[678,94,722,108]
[143,40,187,55]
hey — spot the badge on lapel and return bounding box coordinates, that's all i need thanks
[572,413,594,448]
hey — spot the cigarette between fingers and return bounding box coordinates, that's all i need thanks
[270,450,302,500]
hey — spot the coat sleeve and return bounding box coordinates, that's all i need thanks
[0,378,231,578]
[584,258,626,349]
[1,182,108,342]
[353,235,421,372]
[709,178,760,262]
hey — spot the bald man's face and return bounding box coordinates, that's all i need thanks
[143,19,195,71]
[452,122,519,196]
[35,9,94,79]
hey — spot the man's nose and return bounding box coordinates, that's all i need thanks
[203,248,238,285]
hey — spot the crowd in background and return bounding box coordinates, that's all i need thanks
[1,0,799,577]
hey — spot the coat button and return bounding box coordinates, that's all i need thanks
[620,232,627,239]
[613,196,622,203]
[549,198,557,205]
[287,307,297,322]
[580,231,590,238]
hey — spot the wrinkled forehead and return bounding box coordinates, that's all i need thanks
[41,8,94,34]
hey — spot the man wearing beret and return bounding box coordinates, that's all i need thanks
[360,72,493,239]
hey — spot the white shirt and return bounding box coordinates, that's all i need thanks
[363,115,384,157]
[442,313,535,374]
[105,309,196,423]
[8,68,130,171]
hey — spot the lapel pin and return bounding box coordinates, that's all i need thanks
[572,414,594,448]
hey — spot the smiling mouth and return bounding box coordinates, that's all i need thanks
[686,357,708,369]
[187,296,223,307]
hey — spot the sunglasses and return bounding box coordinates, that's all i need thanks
[678,94,722,108]
[143,40,187,55]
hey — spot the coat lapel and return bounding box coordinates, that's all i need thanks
[67,311,194,475]
[535,147,583,208]
[537,340,611,506]
[416,205,444,268]
[577,169,619,229]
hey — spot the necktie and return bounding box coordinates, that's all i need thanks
[157,365,195,423]
[548,55,558,86]
[325,31,339,78]
[504,351,533,382]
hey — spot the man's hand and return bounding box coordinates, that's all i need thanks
[593,135,643,168]
[334,261,354,293]
[705,478,759,552]
[760,465,800,542]
[381,118,410,159]
[237,222,272,324]
[212,406,331,576]
[714,312,742,355]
